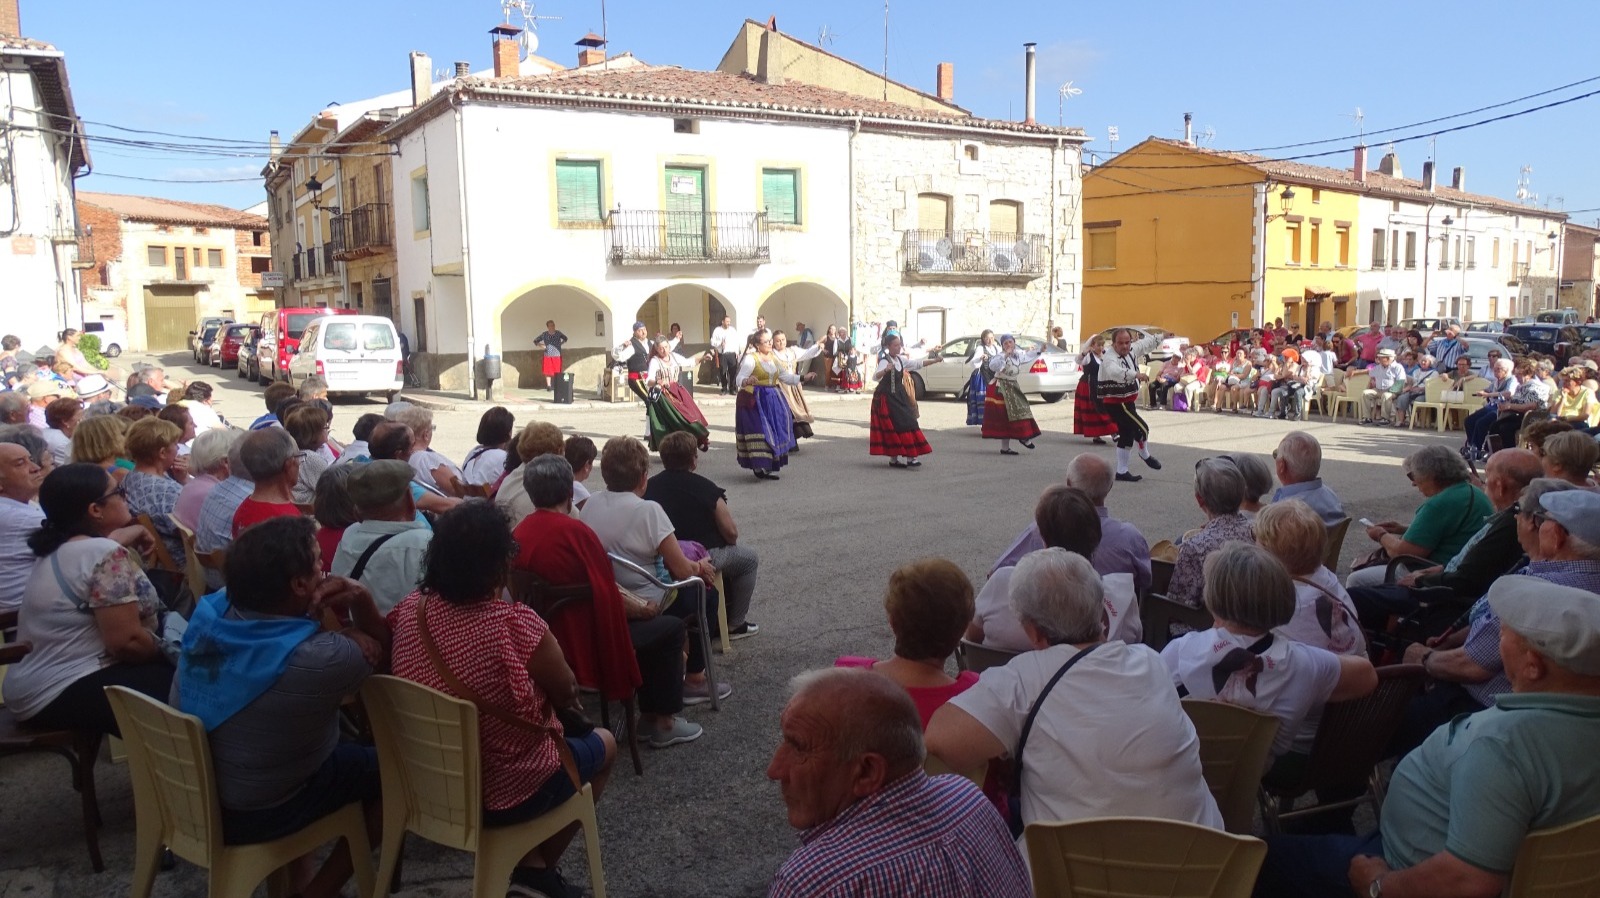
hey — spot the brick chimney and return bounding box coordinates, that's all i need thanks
[936,62,954,102]
[410,52,432,106]
[1451,166,1466,192]
[490,24,521,79]
[758,27,784,85]
[576,33,606,67]
[0,0,19,39]
[1353,145,1367,184]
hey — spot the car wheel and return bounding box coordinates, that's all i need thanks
[910,371,926,401]
[1040,392,1065,403]
[105,343,121,358]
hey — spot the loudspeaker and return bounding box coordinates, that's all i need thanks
[552,372,574,404]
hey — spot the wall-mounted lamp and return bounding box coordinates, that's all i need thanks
[1279,186,1296,215]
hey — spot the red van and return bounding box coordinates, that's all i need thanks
[256,307,358,385]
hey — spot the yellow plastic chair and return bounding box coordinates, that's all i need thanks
[1137,360,1165,407]
[174,520,208,601]
[105,686,375,898]
[1328,372,1369,423]
[1323,518,1352,575]
[1181,700,1280,835]
[1506,813,1600,897]
[709,570,731,653]
[955,638,1019,674]
[361,675,608,898]
[1409,376,1450,431]
[1444,376,1490,431]
[1024,816,1266,898]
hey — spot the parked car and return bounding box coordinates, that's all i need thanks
[236,326,263,380]
[1335,325,1365,339]
[209,323,255,368]
[81,320,128,357]
[258,307,358,385]
[1465,320,1504,334]
[1206,328,1258,350]
[1098,325,1190,361]
[1534,308,1582,326]
[285,314,404,401]
[1504,323,1581,359]
[913,335,1079,403]
[187,316,232,354]
[1577,325,1600,350]
[1462,332,1527,368]
[1399,317,1463,341]
[192,323,225,364]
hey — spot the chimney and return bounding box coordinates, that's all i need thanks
[1378,151,1401,178]
[269,130,281,160]
[935,62,954,102]
[0,0,19,39]
[454,61,471,77]
[409,52,432,106]
[1353,145,1367,183]
[1183,112,1193,146]
[1023,43,1037,125]
[576,33,606,67]
[758,26,784,85]
[1422,160,1436,192]
[1452,166,1466,192]
[490,24,521,79]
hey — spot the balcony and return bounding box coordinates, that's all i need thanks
[292,247,325,281]
[903,229,1048,281]
[331,203,392,261]
[606,210,769,265]
[1510,262,1531,284]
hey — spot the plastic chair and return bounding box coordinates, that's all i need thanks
[1181,700,1280,835]
[1409,377,1450,431]
[1024,816,1266,898]
[1138,361,1165,407]
[606,553,719,711]
[1328,372,1369,423]
[1445,376,1490,430]
[105,685,375,898]
[1139,594,1214,652]
[955,638,1019,674]
[708,570,731,653]
[1,613,105,872]
[361,675,608,898]
[506,568,643,776]
[1258,664,1425,832]
[174,520,209,601]
[1150,558,1176,596]
[1506,812,1600,897]
[1322,518,1352,575]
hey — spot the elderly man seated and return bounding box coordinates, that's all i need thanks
[1345,445,1492,593]
[1360,347,1407,426]
[991,453,1152,594]
[1255,575,1600,898]
[331,460,432,613]
[928,549,1221,833]
[1167,456,1256,607]
[1270,431,1345,525]
[231,427,303,537]
[767,667,1029,898]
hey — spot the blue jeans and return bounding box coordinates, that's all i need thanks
[1253,830,1385,898]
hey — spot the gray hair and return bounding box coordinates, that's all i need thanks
[0,391,25,423]
[1228,452,1274,503]
[238,426,296,481]
[83,398,122,418]
[1404,444,1471,488]
[788,668,925,769]
[1009,547,1105,645]
[296,375,328,400]
[312,464,359,530]
[1066,453,1113,505]
[0,424,48,466]
[1276,431,1322,483]
[383,400,413,420]
[226,429,255,482]
[1195,457,1247,515]
[1202,542,1294,631]
[524,453,575,509]
[1537,359,1556,375]
[136,366,165,385]
[189,428,241,475]
[393,405,434,436]
[1492,357,1513,373]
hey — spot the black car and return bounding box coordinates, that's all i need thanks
[1505,323,1581,359]
[192,324,224,364]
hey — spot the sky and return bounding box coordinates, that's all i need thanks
[29,0,1600,223]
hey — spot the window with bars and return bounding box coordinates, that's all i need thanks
[761,168,800,225]
[555,160,603,223]
[1370,229,1385,269]
[988,199,1023,236]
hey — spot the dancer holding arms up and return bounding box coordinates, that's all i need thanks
[869,331,942,469]
[981,334,1042,455]
[1099,328,1164,482]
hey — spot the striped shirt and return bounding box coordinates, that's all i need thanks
[1462,560,1600,705]
[769,771,1029,898]
[1426,335,1466,371]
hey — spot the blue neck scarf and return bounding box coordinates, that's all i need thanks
[178,590,320,732]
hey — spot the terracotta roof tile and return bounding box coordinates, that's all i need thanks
[77,192,268,229]
[0,35,57,52]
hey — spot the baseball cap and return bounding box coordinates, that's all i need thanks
[1487,575,1600,676]
[347,459,414,510]
[1535,491,1600,547]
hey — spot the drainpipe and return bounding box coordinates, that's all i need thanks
[848,116,860,327]
[1048,136,1059,340]
[1422,202,1434,317]
[1252,182,1267,328]
[454,99,478,399]
[336,154,351,310]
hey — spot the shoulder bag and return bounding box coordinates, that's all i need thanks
[1008,643,1098,838]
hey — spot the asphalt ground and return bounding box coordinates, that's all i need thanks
[0,353,1447,897]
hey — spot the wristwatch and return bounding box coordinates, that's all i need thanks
[1369,874,1386,897]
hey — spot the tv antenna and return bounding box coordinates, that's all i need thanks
[500,0,559,56]
[1343,106,1365,142]
[1056,81,1081,127]
[1516,164,1535,203]
[817,24,841,47]
[1107,125,1119,154]
[1197,125,1216,146]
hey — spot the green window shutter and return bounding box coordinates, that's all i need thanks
[556,161,602,222]
[762,169,798,225]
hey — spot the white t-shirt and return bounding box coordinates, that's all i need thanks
[572,480,592,508]
[1282,567,1367,657]
[182,400,225,432]
[409,447,463,491]
[974,567,1140,652]
[0,496,44,612]
[461,446,507,486]
[43,428,71,465]
[579,490,675,602]
[1160,627,1341,757]
[493,471,535,526]
[949,641,1223,833]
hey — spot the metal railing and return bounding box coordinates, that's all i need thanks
[606,210,769,265]
[321,242,337,270]
[902,229,1048,276]
[331,203,392,259]
[293,247,321,281]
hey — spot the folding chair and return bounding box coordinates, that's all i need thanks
[607,553,720,711]
[955,638,1019,674]
[1181,699,1280,835]
[1322,517,1352,575]
[1024,816,1266,898]
[1139,594,1213,652]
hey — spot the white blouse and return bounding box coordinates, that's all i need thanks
[773,343,823,373]
[874,355,929,377]
[988,348,1042,381]
[968,341,1002,370]
[737,352,802,386]
[647,351,698,383]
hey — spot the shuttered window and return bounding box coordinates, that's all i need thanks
[761,168,799,225]
[1087,230,1117,269]
[988,200,1022,237]
[917,193,952,233]
[555,160,603,223]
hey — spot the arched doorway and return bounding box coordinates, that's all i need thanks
[628,284,730,387]
[757,281,849,344]
[499,284,609,390]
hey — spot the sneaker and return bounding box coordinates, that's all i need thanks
[642,716,703,749]
[1115,471,1143,483]
[1376,419,1391,427]
[683,679,733,706]
[729,622,760,640]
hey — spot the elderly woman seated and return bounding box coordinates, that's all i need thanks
[1345,445,1493,592]
[1255,499,1366,657]
[970,484,1140,651]
[174,428,241,532]
[1167,457,1256,607]
[1233,452,1274,520]
[837,558,979,727]
[1551,365,1600,434]
[1539,431,1599,488]
[493,422,565,525]
[926,548,1222,830]
[1160,543,1376,763]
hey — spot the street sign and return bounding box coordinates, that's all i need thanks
[260,271,285,288]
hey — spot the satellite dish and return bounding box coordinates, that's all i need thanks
[524,30,538,54]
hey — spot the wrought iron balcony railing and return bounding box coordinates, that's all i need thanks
[903,229,1048,279]
[332,203,392,260]
[293,247,321,281]
[606,210,769,265]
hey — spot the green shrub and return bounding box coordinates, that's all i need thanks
[78,334,110,369]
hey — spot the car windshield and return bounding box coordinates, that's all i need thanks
[286,313,320,340]
[225,326,249,339]
[201,326,220,340]
[361,323,396,350]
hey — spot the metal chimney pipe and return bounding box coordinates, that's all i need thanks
[1024,43,1037,125]
[1354,145,1367,183]
[1184,112,1193,146]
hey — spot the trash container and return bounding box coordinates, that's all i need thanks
[481,353,502,382]
[553,372,574,404]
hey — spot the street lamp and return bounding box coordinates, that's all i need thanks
[1279,187,1296,214]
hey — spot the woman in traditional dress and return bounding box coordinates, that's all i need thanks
[646,338,711,452]
[771,330,822,445]
[963,330,1001,426]
[869,331,943,469]
[981,334,1042,455]
[734,329,803,481]
[1072,332,1115,445]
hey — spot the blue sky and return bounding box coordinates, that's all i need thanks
[31,0,1600,222]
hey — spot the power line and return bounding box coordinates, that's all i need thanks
[90,171,265,184]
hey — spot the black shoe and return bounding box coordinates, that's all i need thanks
[1092,438,1107,445]
[889,460,907,469]
[1001,448,1020,456]
[1115,471,1143,483]
[765,472,780,480]
[1143,455,1163,470]
[1019,439,1035,450]
[906,459,923,468]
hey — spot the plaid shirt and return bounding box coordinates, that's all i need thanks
[769,771,1029,898]
[196,475,253,554]
[1462,560,1600,705]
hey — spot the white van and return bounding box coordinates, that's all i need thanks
[286,314,403,401]
[81,319,129,357]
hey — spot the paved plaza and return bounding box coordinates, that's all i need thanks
[0,355,1451,898]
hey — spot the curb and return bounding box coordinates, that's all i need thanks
[397,389,874,414]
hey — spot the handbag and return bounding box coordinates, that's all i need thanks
[416,598,583,790]
[1008,643,1098,838]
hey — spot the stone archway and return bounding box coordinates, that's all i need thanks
[756,280,850,345]
[626,283,733,386]
[498,283,610,390]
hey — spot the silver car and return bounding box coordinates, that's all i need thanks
[912,335,1080,403]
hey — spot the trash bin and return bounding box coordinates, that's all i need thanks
[481,353,503,382]
[553,372,574,404]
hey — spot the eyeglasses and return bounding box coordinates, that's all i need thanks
[1404,471,1416,483]
[94,485,127,505]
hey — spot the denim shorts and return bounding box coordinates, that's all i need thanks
[481,731,607,827]
[222,743,381,845]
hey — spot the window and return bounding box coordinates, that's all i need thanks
[251,256,270,274]
[1309,222,1321,266]
[554,160,603,224]
[1439,238,1450,270]
[207,248,222,268]
[673,118,698,134]
[411,172,430,232]
[1466,236,1476,269]
[147,246,166,267]
[252,230,264,247]
[192,248,202,267]
[916,193,952,233]
[761,168,800,225]
[1370,229,1385,269]
[1087,230,1117,269]
[1391,232,1400,270]
[1287,224,1302,264]
[1492,237,1500,268]
[964,144,980,161]
[1489,297,1499,320]
[988,199,1023,237]
[1405,232,1417,269]
[1453,237,1462,269]
[1336,226,1350,266]
[1310,188,1322,204]
[1512,240,1520,271]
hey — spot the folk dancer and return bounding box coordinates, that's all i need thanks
[771,330,822,446]
[1072,332,1115,445]
[964,330,1001,426]
[531,320,568,391]
[615,322,679,437]
[645,339,711,452]
[1100,328,1164,483]
[869,331,943,469]
[734,329,803,481]
[981,334,1042,455]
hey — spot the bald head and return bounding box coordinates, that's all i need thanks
[789,668,924,772]
[1066,453,1113,505]
[1486,448,1545,512]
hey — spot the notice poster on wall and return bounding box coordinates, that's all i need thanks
[670,176,697,195]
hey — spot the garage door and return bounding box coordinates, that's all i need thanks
[143,285,196,352]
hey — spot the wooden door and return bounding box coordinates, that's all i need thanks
[664,166,706,258]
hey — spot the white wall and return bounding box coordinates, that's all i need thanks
[0,60,81,350]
